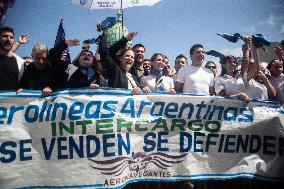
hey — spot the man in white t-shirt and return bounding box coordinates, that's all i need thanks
[175,44,214,95]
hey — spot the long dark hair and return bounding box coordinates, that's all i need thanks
[221,55,237,76]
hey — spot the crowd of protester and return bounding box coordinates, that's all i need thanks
[1,26,283,105]
[1,25,284,188]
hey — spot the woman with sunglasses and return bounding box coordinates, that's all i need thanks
[205,61,217,77]
[48,39,103,90]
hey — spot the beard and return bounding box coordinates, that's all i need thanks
[0,41,13,52]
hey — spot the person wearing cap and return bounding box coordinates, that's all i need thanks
[175,44,214,95]
[140,53,175,93]
[241,36,276,101]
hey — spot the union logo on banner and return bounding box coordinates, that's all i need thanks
[80,0,88,5]
[89,152,188,176]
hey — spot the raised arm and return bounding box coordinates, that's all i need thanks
[71,43,90,65]
[11,33,29,53]
[109,32,137,59]
[241,36,251,78]
[48,39,79,65]
[100,32,137,70]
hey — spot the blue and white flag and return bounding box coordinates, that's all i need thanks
[71,0,161,9]
[54,18,71,64]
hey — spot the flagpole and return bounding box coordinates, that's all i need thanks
[120,0,124,36]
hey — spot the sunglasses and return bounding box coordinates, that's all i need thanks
[206,66,216,69]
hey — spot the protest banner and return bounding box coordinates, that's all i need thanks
[0,88,283,188]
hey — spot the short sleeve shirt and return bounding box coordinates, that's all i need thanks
[176,65,214,95]
[269,74,284,103]
[214,74,245,96]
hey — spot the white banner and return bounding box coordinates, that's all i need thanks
[71,0,161,9]
[0,88,283,188]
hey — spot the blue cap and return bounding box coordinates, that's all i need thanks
[101,17,117,30]
[217,33,242,43]
[252,34,270,47]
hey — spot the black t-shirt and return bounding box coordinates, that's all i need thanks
[0,54,19,91]
[19,63,54,90]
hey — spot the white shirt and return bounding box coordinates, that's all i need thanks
[11,52,25,82]
[140,75,174,92]
[214,74,245,96]
[125,72,137,89]
[242,74,268,100]
[269,74,284,103]
[176,65,214,95]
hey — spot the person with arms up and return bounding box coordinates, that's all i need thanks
[99,32,142,94]
[0,26,25,91]
[49,38,103,90]
[241,36,276,101]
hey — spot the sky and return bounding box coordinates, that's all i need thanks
[3,0,284,72]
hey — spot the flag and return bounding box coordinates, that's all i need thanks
[217,33,242,43]
[71,0,161,9]
[252,34,270,47]
[206,50,226,63]
[54,19,71,64]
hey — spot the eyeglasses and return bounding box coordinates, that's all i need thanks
[206,66,216,69]
[81,52,93,57]
[272,61,283,66]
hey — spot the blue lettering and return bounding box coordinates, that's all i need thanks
[68,102,84,120]
[0,141,16,163]
[179,132,192,152]
[224,135,236,153]
[157,132,169,152]
[120,98,135,118]
[41,138,56,160]
[101,101,118,118]
[0,107,7,124]
[24,105,39,123]
[165,103,178,118]
[194,132,204,152]
[143,132,156,152]
[117,133,130,155]
[19,139,32,161]
[85,101,101,119]
[103,134,115,157]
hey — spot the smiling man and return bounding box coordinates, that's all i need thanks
[130,43,146,82]
[175,44,214,95]
[0,26,25,91]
